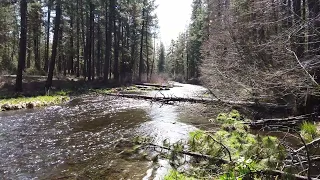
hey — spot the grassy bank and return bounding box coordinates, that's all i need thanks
[0,95,70,111]
[0,83,171,111]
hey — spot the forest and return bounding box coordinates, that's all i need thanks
[0,0,320,179]
[1,0,320,106]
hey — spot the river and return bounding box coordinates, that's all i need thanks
[0,83,209,179]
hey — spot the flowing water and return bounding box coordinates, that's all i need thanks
[0,83,209,179]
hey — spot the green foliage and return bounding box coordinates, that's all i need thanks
[164,170,196,180]
[216,110,242,124]
[183,111,286,179]
[300,122,320,142]
[220,158,260,180]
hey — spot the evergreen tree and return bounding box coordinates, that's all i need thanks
[158,42,165,73]
[16,0,28,91]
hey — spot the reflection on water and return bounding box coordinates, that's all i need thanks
[0,83,208,179]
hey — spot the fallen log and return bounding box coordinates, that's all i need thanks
[255,170,318,180]
[295,137,320,153]
[135,83,171,88]
[144,143,316,179]
[143,143,229,164]
[247,113,319,128]
[106,93,287,109]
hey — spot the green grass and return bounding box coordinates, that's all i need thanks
[301,121,319,142]
[0,95,70,110]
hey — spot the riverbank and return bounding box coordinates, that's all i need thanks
[0,75,173,111]
[0,95,70,111]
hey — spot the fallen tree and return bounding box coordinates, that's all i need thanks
[135,83,171,88]
[106,93,288,109]
[294,137,320,153]
[247,113,320,128]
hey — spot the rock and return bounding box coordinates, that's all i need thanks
[61,97,69,102]
[1,103,12,110]
[12,104,20,110]
[21,103,26,108]
[26,102,35,109]
[34,101,41,107]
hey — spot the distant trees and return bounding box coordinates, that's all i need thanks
[0,0,159,90]
[163,0,205,82]
[158,42,165,73]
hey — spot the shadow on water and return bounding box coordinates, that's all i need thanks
[0,83,209,179]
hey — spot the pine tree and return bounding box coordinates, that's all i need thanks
[16,0,28,92]
[158,42,165,73]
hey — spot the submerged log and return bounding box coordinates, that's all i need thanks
[106,93,287,109]
[247,113,319,128]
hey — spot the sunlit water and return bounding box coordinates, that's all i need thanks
[0,83,208,179]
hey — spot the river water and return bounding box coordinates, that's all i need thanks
[0,83,209,179]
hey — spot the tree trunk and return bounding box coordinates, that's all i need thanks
[145,12,149,81]
[97,14,101,78]
[81,0,87,79]
[104,0,111,83]
[69,13,74,75]
[44,0,52,72]
[33,22,40,71]
[113,5,120,83]
[150,33,156,79]
[46,0,62,89]
[120,21,125,83]
[87,2,93,81]
[16,0,28,92]
[58,23,63,74]
[76,0,80,77]
[91,3,95,80]
[26,32,31,69]
[139,6,145,82]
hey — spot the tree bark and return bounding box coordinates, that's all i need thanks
[46,0,62,89]
[69,12,74,75]
[76,0,80,77]
[44,0,52,73]
[139,5,145,82]
[97,14,101,78]
[104,0,111,83]
[113,5,120,83]
[16,0,28,92]
[87,2,94,81]
[145,12,149,81]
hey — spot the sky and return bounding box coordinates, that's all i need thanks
[155,0,193,48]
